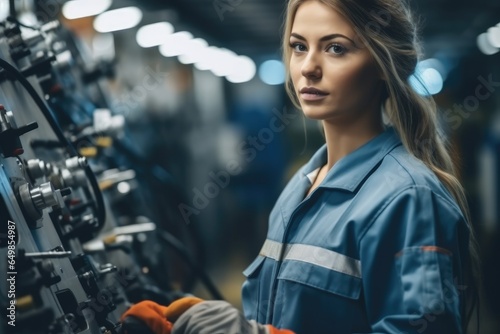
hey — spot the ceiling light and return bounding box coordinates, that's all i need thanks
[486,26,500,48]
[258,60,285,85]
[193,46,221,71]
[421,68,443,95]
[117,182,131,194]
[178,38,209,64]
[409,68,443,96]
[416,58,449,81]
[159,31,193,57]
[63,0,112,20]
[94,7,142,33]
[477,32,499,55]
[208,48,239,77]
[136,22,174,48]
[226,56,256,83]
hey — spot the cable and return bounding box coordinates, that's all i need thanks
[7,16,40,31]
[0,57,106,232]
[8,0,40,31]
[158,230,224,301]
[0,58,72,151]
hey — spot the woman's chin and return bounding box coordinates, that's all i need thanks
[301,107,334,120]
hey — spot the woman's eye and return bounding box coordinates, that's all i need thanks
[328,44,346,55]
[290,43,307,52]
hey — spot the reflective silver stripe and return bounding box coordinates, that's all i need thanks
[259,239,362,278]
[285,243,362,278]
[259,239,283,260]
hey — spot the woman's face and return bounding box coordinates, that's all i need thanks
[289,1,383,124]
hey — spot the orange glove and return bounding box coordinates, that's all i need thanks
[120,297,203,334]
[121,297,297,334]
[267,326,296,334]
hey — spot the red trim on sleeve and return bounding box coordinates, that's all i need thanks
[395,246,453,257]
[420,246,452,256]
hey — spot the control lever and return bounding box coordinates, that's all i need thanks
[24,250,72,259]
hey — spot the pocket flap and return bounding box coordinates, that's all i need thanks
[243,256,266,278]
[277,260,362,300]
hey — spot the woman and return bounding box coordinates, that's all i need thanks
[121,0,478,333]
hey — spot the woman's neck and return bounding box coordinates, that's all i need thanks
[322,117,384,170]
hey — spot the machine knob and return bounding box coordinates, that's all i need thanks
[65,156,87,170]
[26,159,52,180]
[18,182,70,225]
[30,182,59,210]
[61,168,87,188]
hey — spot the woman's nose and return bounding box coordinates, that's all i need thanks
[301,52,322,80]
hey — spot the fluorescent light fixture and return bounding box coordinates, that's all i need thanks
[155,28,255,83]
[226,56,256,83]
[421,68,443,95]
[416,58,449,81]
[159,32,193,57]
[258,60,285,85]
[136,22,174,48]
[177,38,209,64]
[94,7,142,33]
[208,48,239,77]
[193,46,222,71]
[477,32,499,55]
[177,54,191,64]
[487,26,500,48]
[63,0,112,20]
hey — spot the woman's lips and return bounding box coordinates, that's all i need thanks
[300,92,329,101]
[299,87,329,101]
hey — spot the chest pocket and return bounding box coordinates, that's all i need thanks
[277,259,362,298]
[277,242,362,298]
[274,259,365,333]
[241,256,267,322]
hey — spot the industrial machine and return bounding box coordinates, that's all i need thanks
[0,6,219,334]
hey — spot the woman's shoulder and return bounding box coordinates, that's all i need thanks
[368,144,461,212]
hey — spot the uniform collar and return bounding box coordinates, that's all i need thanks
[302,127,402,192]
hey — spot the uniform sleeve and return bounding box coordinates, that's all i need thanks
[358,185,469,334]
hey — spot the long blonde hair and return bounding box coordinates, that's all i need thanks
[283,0,479,328]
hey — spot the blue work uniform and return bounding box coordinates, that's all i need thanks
[242,127,469,334]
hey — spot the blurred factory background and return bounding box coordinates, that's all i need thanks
[0,0,499,333]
